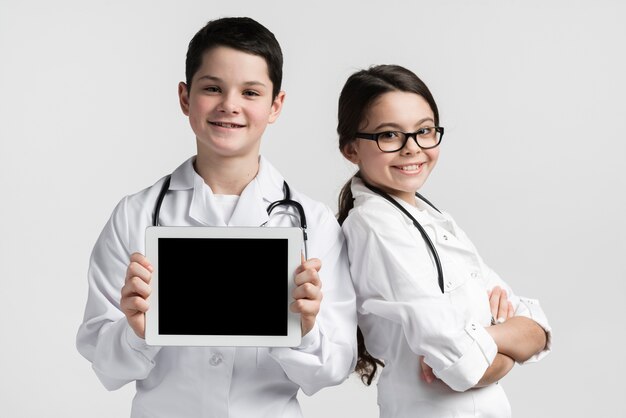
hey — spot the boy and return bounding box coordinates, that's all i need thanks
[76,16,357,418]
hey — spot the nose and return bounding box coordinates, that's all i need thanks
[218,92,241,114]
[401,133,421,154]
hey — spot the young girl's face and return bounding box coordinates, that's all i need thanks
[344,91,440,206]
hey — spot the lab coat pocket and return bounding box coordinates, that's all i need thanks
[433,228,466,251]
[444,261,492,325]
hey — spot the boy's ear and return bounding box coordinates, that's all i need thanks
[268,91,286,124]
[341,142,360,164]
[178,82,190,116]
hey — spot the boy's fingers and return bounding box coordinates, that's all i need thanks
[295,257,322,276]
[121,295,149,314]
[122,276,151,299]
[294,267,322,288]
[290,297,321,318]
[292,281,322,301]
[130,252,154,272]
[126,261,152,284]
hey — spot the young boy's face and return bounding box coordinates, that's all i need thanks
[178,46,284,159]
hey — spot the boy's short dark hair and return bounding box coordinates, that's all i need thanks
[185,16,283,99]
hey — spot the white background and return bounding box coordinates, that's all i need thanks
[1,0,625,417]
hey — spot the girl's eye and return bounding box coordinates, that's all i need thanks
[417,127,432,136]
[381,131,400,139]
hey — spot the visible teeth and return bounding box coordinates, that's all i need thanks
[212,122,241,128]
[400,164,420,171]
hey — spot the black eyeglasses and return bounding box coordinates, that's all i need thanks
[355,126,444,152]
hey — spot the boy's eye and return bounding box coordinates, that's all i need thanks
[243,90,260,97]
[204,86,221,93]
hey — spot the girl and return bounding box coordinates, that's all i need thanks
[336,64,552,418]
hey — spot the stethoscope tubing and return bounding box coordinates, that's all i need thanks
[152,174,309,259]
[266,181,308,259]
[361,181,445,294]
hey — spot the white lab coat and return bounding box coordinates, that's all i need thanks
[76,156,358,418]
[342,177,552,418]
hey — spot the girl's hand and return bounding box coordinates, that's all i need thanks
[419,355,437,384]
[476,353,515,387]
[488,286,514,325]
[486,285,546,363]
[120,252,153,339]
[291,254,323,336]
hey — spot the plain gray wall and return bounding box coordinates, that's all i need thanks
[1,0,624,416]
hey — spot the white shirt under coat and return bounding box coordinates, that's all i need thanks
[342,177,552,418]
[76,156,358,418]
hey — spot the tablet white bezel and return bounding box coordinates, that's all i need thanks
[144,226,303,347]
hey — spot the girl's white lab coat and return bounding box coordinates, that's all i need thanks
[342,177,552,418]
[76,156,358,418]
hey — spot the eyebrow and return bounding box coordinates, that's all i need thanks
[371,117,435,132]
[196,75,267,88]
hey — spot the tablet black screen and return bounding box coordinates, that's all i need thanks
[157,237,288,336]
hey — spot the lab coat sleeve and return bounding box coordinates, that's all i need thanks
[481,264,552,363]
[76,196,162,390]
[343,208,497,392]
[452,219,553,363]
[270,206,358,396]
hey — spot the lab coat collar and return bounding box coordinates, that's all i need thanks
[256,155,288,204]
[350,177,442,227]
[171,155,286,226]
[168,156,196,190]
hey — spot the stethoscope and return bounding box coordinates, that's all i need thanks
[361,180,444,294]
[152,174,309,259]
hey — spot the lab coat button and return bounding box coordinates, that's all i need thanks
[442,234,448,240]
[471,272,478,278]
[209,353,223,366]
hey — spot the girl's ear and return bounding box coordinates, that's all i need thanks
[341,142,360,164]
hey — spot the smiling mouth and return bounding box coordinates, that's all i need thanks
[209,121,245,128]
[396,163,423,172]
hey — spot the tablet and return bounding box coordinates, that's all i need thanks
[144,226,303,347]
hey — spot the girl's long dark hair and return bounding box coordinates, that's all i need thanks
[336,64,439,385]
